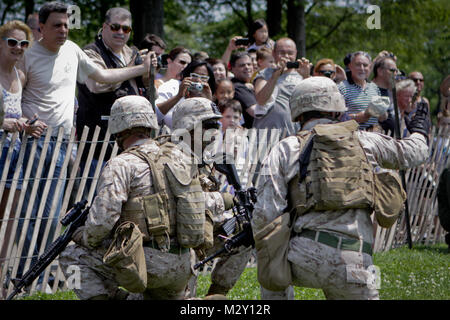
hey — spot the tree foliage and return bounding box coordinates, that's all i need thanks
[0,0,447,116]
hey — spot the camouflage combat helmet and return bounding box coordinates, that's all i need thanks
[289,77,347,121]
[108,95,159,134]
[172,97,222,132]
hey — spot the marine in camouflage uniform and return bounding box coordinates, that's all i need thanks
[171,97,253,297]
[59,95,205,300]
[252,77,430,300]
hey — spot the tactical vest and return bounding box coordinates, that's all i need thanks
[119,141,204,251]
[288,120,375,215]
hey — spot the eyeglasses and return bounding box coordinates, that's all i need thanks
[107,23,132,34]
[319,70,335,75]
[190,73,210,82]
[2,37,30,49]
[411,78,424,83]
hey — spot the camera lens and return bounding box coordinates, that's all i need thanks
[190,82,203,92]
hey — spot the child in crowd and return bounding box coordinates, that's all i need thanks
[251,47,275,81]
[218,99,251,188]
[247,19,275,52]
[214,78,235,105]
[256,47,276,70]
[219,99,242,132]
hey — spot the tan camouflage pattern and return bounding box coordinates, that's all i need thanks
[59,244,191,300]
[289,77,347,121]
[207,241,253,292]
[108,95,159,134]
[252,127,428,299]
[176,143,251,297]
[199,166,253,295]
[287,236,379,299]
[260,286,295,300]
[59,139,200,299]
[171,97,222,132]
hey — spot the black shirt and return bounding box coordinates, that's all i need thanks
[231,77,257,128]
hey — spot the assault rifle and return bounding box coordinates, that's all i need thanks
[194,158,256,269]
[6,200,89,300]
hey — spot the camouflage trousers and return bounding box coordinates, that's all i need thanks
[287,235,379,300]
[59,243,191,300]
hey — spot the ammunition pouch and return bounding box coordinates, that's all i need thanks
[103,221,147,293]
[373,170,406,228]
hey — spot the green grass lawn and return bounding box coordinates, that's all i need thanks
[19,244,449,300]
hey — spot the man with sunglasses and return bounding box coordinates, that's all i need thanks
[76,7,149,194]
[17,2,156,283]
[372,56,399,136]
[408,71,430,111]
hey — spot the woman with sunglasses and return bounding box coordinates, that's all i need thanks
[155,47,192,127]
[155,46,192,88]
[156,59,216,131]
[0,20,33,279]
[313,58,337,80]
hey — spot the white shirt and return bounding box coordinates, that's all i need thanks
[21,40,98,135]
[155,78,184,129]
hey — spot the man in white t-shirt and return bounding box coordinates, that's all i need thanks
[17,1,156,281]
[21,4,154,136]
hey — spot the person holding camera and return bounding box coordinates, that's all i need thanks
[76,7,151,182]
[156,59,216,130]
[253,37,311,136]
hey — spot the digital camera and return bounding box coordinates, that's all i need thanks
[189,82,203,92]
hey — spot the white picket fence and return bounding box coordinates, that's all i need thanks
[0,124,448,298]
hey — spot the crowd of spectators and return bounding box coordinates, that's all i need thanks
[0,1,448,296]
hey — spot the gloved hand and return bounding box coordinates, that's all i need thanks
[407,101,431,143]
[221,192,235,211]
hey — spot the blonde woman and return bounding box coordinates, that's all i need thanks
[0,20,33,276]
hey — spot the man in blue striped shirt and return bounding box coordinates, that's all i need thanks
[338,51,384,130]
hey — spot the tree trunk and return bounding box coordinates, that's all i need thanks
[130,0,165,47]
[246,0,253,32]
[24,0,35,22]
[287,0,306,58]
[266,0,282,37]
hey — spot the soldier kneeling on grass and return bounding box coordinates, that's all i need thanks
[59,95,208,300]
[252,77,430,300]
